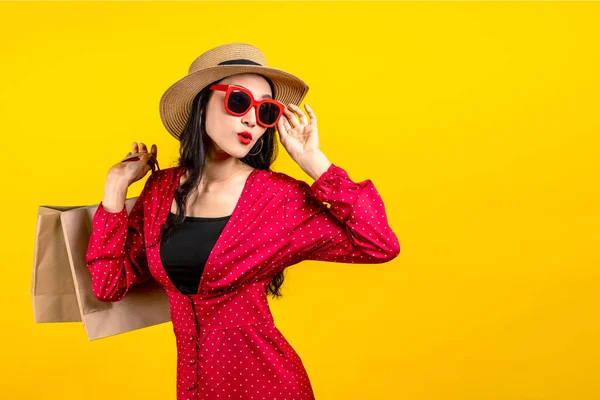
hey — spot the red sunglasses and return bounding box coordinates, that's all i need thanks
[209,84,285,128]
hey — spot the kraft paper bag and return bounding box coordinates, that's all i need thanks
[31,196,172,340]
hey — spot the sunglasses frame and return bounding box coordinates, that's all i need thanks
[209,84,285,128]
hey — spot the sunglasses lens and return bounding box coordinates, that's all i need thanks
[225,88,281,126]
[227,91,251,114]
[259,103,281,126]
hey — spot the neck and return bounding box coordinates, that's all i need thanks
[202,157,245,182]
[183,151,252,193]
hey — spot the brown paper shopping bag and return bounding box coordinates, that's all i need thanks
[31,154,171,340]
[32,197,172,340]
[32,202,88,324]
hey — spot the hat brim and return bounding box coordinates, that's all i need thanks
[159,65,309,140]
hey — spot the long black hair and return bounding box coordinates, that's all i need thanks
[161,75,285,298]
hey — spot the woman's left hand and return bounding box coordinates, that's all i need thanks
[277,103,320,164]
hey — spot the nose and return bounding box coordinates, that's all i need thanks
[241,106,257,127]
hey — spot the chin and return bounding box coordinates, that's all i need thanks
[230,140,257,158]
[208,141,242,158]
[229,148,251,159]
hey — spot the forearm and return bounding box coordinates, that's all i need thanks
[102,176,129,213]
[285,164,401,263]
[87,175,152,302]
[298,150,332,182]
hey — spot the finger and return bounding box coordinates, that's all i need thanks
[289,104,308,125]
[277,117,286,133]
[282,116,293,132]
[146,157,156,173]
[148,156,157,169]
[142,152,155,169]
[143,151,154,162]
[151,144,157,157]
[277,117,288,139]
[305,104,317,126]
[119,152,132,163]
[140,142,147,153]
[133,142,138,153]
[283,106,299,127]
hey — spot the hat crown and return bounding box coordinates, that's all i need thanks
[188,43,268,74]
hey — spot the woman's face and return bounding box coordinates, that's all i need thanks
[204,73,273,159]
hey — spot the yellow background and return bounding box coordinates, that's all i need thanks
[1,1,599,399]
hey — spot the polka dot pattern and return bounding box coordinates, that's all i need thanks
[85,163,400,399]
[284,164,401,264]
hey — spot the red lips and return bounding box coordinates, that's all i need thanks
[237,131,252,145]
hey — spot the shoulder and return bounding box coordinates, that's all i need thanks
[257,169,321,212]
[147,166,312,194]
[141,166,180,193]
[258,168,308,193]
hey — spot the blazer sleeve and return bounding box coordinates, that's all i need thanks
[284,163,400,264]
[85,174,155,302]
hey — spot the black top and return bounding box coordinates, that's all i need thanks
[160,211,230,294]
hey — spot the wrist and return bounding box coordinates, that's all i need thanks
[105,172,130,191]
[299,150,331,181]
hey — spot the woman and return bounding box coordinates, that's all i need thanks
[86,43,400,400]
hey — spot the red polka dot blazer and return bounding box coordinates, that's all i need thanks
[86,163,400,400]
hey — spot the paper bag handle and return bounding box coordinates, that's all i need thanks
[120,152,160,174]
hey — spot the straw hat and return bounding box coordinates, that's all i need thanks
[159,43,310,141]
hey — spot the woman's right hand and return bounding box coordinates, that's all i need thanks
[107,142,158,187]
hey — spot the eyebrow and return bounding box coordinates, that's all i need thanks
[236,85,272,99]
